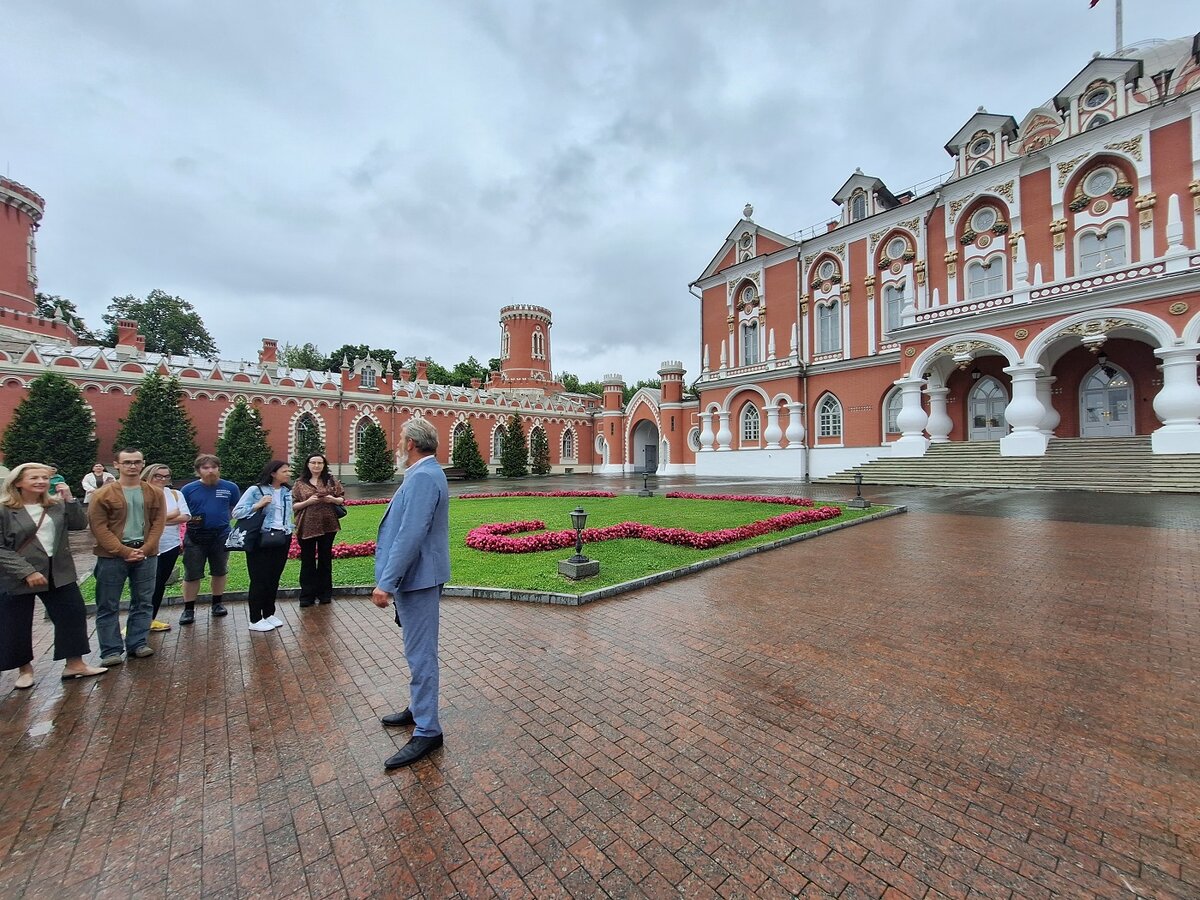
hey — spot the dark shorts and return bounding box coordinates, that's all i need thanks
[183,530,230,581]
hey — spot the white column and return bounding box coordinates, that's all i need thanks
[699,411,715,451]
[891,378,930,457]
[1036,375,1060,437]
[1165,194,1189,272]
[1151,346,1200,454]
[763,405,782,449]
[785,402,805,448]
[715,411,732,451]
[925,386,953,443]
[1000,364,1048,456]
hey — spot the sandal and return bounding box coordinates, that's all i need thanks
[14,672,34,690]
[61,666,107,681]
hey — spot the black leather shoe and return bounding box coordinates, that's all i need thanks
[385,734,443,769]
[211,602,228,617]
[381,708,414,727]
[318,597,332,605]
[298,598,315,608]
[179,607,195,626]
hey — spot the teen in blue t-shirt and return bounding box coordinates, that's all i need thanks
[177,454,241,626]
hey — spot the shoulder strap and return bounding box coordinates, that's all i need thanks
[16,507,49,554]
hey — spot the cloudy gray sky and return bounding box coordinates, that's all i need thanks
[3,1,1193,382]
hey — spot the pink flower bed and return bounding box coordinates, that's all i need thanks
[665,491,815,506]
[465,504,843,553]
[459,490,617,499]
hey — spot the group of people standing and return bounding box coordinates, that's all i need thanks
[2,418,449,770]
[0,451,346,682]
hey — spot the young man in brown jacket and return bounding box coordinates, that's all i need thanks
[88,447,166,666]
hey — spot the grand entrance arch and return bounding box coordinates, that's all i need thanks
[630,420,659,472]
[968,377,1008,440]
[1080,364,1134,437]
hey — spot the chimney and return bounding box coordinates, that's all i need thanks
[415,360,428,383]
[259,338,278,367]
[470,377,481,389]
[826,220,838,232]
[398,367,410,383]
[115,319,141,358]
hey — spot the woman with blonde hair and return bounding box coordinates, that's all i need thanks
[141,463,191,632]
[0,463,106,689]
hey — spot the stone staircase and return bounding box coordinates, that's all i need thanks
[816,436,1200,493]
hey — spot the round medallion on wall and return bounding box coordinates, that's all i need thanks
[890,261,903,275]
[904,347,916,358]
[1091,198,1111,216]
[1014,328,1029,340]
[1169,302,1189,316]
[976,234,993,249]
[821,280,832,292]
[818,260,836,281]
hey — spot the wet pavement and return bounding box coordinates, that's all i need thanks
[7,474,1200,898]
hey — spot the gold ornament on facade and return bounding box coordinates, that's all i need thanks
[1008,230,1024,260]
[1190,180,1200,213]
[1014,328,1029,340]
[898,217,920,234]
[1062,318,1135,339]
[1169,302,1188,316]
[1135,193,1157,230]
[1050,218,1068,251]
[1056,153,1089,188]
[915,260,927,286]
[985,180,1016,203]
[947,193,975,225]
[868,229,887,253]
[863,274,876,298]
[944,249,958,278]
[1104,134,1144,162]
[904,347,916,358]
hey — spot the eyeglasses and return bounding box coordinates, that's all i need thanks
[119,460,145,466]
[154,473,172,479]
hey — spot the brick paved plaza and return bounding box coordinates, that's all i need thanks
[1,482,1197,898]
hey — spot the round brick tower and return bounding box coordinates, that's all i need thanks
[0,176,44,313]
[498,304,562,393]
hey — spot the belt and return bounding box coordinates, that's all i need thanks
[122,540,145,549]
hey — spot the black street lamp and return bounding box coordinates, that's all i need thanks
[569,506,588,563]
[848,470,871,509]
[560,506,600,579]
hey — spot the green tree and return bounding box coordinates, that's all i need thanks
[100,289,219,358]
[290,417,325,482]
[451,424,488,479]
[487,358,502,374]
[559,372,604,395]
[326,344,400,374]
[355,421,395,483]
[113,374,198,477]
[447,356,490,387]
[215,399,272,489]
[499,413,528,478]
[278,341,326,370]
[34,292,93,340]
[0,372,97,494]
[529,426,551,475]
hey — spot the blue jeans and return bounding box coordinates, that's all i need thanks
[94,556,157,658]
[394,585,442,738]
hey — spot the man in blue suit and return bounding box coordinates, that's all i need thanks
[372,418,451,769]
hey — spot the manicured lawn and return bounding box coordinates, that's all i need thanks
[81,495,877,599]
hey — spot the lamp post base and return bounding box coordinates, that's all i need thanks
[558,558,600,580]
[846,498,871,509]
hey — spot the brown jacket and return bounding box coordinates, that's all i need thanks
[88,481,166,559]
[0,499,87,595]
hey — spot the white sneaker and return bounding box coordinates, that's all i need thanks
[248,620,276,632]
[266,615,284,628]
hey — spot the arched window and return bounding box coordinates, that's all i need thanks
[296,412,319,448]
[1079,225,1127,272]
[491,424,505,459]
[532,330,545,359]
[817,301,841,354]
[883,284,903,333]
[741,403,760,443]
[817,396,842,438]
[452,421,470,448]
[501,328,510,359]
[561,428,576,459]
[741,320,760,365]
[884,389,903,434]
[360,365,376,389]
[850,191,867,222]
[354,417,374,456]
[966,256,1005,299]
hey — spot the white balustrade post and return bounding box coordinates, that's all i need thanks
[1036,375,1060,437]
[785,402,805,448]
[763,405,782,449]
[891,378,930,457]
[699,411,715,451]
[1151,346,1200,454]
[1000,364,1048,456]
[715,411,732,451]
[925,386,953,443]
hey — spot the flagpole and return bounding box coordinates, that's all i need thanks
[1115,0,1123,52]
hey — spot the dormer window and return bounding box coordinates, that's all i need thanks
[972,160,990,173]
[850,191,867,222]
[361,365,377,389]
[1083,86,1111,109]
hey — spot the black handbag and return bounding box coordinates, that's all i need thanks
[258,528,291,549]
[225,506,265,551]
[334,504,348,519]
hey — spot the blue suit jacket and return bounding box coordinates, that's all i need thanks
[374,456,450,595]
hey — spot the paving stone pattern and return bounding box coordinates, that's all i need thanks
[1,488,1198,898]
